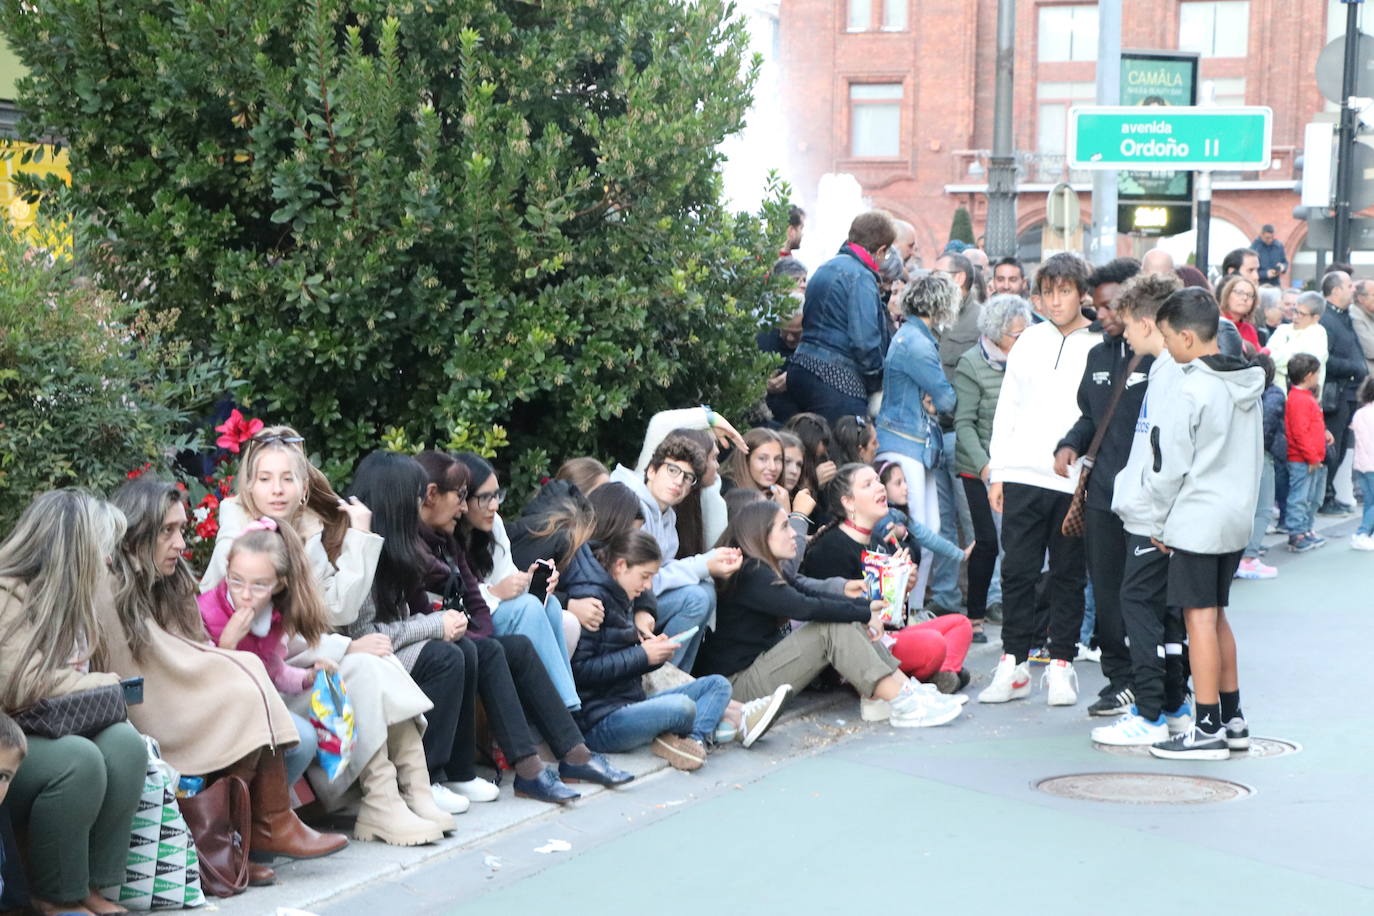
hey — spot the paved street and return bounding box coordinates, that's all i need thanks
[234,516,1373,916]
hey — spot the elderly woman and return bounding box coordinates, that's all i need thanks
[954,294,1033,642]
[875,273,961,602]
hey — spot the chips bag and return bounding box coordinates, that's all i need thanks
[861,550,915,626]
[307,669,356,781]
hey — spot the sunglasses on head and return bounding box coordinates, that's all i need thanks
[252,434,305,446]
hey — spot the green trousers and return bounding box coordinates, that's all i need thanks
[7,721,146,903]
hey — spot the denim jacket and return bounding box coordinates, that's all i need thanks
[875,317,957,465]
[793,244,891,393]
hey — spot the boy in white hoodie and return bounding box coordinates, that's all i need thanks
[1146,288,1264,761]
[979,253,1098,707]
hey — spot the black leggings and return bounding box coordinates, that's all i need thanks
[960,475,999,620]
[472,634,585,765]
[409,640,475,782]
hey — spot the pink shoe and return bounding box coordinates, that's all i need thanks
[1235,557,1277,580]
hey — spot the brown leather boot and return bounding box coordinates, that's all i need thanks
[248,861,277,886]
[248,748,349,860]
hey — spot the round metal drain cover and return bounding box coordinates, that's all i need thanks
[1035,772,1253,805]
[1095,736,1301,760]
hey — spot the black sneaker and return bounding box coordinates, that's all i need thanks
[1224,716,1250,751]
[1149,726,1230,760]
[1088,687,1135,717]
[1318,501,1354,517]
[1288,534,1316,553]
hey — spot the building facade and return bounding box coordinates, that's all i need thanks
[777,0,1370,279]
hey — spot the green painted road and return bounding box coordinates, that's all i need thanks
[323,517,1374,916]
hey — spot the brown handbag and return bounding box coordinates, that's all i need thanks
[1062,353,1145,537]
[176,774,252,898]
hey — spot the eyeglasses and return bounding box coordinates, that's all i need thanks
[226,576,276,598]
[660,463,699,487]
[470,488,506,507]
[252,434,304,446]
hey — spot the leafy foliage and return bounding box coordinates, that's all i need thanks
[2,0,793,495]
[0,213,229,529]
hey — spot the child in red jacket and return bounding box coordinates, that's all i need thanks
[1284,354,1335,552]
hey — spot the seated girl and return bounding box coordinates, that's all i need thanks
[831,414,878,467]
[454,453,580,711]
[721,428,794,511]
[201,428,435,818]
[783,413,838,529]
[382,452,634,805]
[799,465,974,695]
[503,477,601,654]
[565,531,735,770]
[106,478,349,875]
[0,489,146,916]
[554,457,609,494]
[697,500,962,729]
[873,460,968,573]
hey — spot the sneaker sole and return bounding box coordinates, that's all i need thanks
[1226,735,1251,751]
[977,685,1031,704]
[651,737,705,770]
[1088,704,1130,717]
[741,685,791,748]
[1147,745,1230,761]
[891,704,962,728]
[1047,693,1078,707]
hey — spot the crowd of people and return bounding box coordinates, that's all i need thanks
[1,207,1371,914]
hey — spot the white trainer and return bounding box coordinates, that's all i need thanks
[1091,711,1169,746]
[860,697,891,722]
[977,654,1032,704]
[429,782,471,814]
[1043,659,1079,706]
[441,777,501,803]
[890,680,962,728]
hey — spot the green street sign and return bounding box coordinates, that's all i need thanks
[1068,106,1272,171]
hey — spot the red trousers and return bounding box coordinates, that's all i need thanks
[890,615,973,681]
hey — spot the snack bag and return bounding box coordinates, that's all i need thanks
[307,669,356,781]
[861,550,915,626]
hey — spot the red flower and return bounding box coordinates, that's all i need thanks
[126,462,153,480]
[195,517,219,540]
[218,475,234,498]
[215,409,264,453]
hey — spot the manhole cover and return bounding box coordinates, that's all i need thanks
[1094,736,1301,760]
[1034,772,1254,805]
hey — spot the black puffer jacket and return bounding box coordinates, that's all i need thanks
[564,544,657,732]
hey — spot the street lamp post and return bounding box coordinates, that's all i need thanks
[985,0,1018,259]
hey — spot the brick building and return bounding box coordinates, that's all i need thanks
[776,0,1373,280]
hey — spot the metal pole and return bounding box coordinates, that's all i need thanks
[985,0,1017,259]
[1091,0,1121,265]
[1333,0,1363,264]
[1196,171,1212,274]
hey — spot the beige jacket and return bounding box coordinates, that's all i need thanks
[0,578,118,710]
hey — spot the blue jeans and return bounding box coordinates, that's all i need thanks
[1245,455,1277,558]
[654,582,715,672]
[1079,580,1096,647]
[1285,462,1319,534]
[285,711,318,788]
[1357,471,1374,535]
[491,593,579,710]
[784,363,868,427]
[582,676,733,751]
[928,432,965,610]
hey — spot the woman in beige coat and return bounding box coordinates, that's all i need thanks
[104,478,350,883]
[201,428,461,843]
[0,489,145,916]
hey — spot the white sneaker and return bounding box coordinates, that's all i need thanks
[1352,533,1374,551]
[1091,710,1170,746]
[441,777,500,803]
[1075,642,1101,663]
[889,680,962,728]
[429,782,471,814]
[1042,659,1079,706]
[977,654,1032,704]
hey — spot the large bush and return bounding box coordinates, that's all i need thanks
[2,0,793,491]
[0,219,229,529]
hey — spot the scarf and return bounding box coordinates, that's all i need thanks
[846,242,881,274]
[978,335,1009,372]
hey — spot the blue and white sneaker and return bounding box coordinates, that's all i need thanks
[1149,725,1230,760]
[1164,702,1194,736]
[1091,707,1169,746]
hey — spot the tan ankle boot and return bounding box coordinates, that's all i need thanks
[387,723,456,832]
[352,745,444,846]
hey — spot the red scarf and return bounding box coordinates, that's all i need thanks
[846,242,880,274]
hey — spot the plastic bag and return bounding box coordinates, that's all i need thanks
[861,550,915,626]
[307,669,356,781]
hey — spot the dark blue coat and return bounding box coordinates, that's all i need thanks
[794,244,891,393]
[564,544,656,732]
[1262,384,1288,464]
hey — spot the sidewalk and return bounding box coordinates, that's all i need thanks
[208,688,858,916]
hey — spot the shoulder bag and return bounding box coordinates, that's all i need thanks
[1062,353,1144,537]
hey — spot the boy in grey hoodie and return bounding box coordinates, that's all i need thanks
[1145,288,1264,761]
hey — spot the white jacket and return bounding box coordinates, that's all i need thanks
[1112,351,1186,536]
[477,514,520,610]
[988,320,1098,494]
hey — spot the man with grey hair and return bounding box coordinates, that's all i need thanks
[1140,248,1175,276]
[1353,278,1374,376]
[892,219,920,269]
[1318,269,1369,514]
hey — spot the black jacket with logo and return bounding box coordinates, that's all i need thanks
[1056,333,1154,512]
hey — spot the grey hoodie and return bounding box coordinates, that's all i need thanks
[608,465,713,595]
[1112,351,1185,536]
[1143,353,1264,554]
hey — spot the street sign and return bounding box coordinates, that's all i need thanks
[1306,215,1374,250]
[1316,31,1374,104]
[1068,106,1273,170]
[1046,182,1080,236]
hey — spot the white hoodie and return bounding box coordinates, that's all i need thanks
[608,464,714,595]
[988,320,1098,494]
[1112,351,1186,536]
